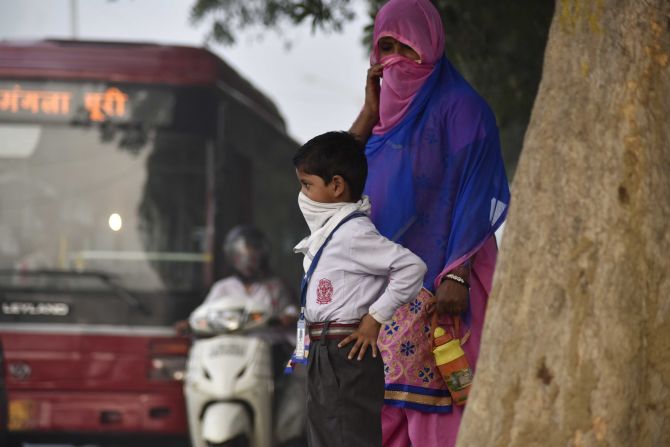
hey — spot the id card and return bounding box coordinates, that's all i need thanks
[295,317,306,360]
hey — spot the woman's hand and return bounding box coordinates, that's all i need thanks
[363,63,383,117]
[350,64,383,144]
[337,314,382,360]
[435,279,469,315]
[434,266,471,316]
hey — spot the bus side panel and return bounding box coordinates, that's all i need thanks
[1,329,188,436]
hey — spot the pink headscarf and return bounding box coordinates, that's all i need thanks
[371,0,446,135]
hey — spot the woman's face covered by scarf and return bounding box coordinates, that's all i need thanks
[371,0,445,134]
[377,36,421,62]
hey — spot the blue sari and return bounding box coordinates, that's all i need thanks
[364,55,510,292]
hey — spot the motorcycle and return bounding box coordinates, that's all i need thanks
[184,296,305,447]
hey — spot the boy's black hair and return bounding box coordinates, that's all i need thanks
[292,131,368,201]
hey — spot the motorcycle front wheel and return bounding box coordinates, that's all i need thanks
[207,435,249,447]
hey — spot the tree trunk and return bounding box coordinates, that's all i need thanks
[457,1,670,446]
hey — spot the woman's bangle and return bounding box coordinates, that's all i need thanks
[443,273,470,289]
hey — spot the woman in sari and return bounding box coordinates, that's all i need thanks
[349,0,510,445]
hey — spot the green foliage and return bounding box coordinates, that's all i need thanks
[191,0,554,176]
[190,0,356,44]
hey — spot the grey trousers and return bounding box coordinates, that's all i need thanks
[306,323,385,447]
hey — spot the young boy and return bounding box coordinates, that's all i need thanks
[293,131,426,447]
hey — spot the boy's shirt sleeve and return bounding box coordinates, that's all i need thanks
[349,225,427,323]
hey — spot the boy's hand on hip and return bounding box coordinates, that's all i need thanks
[338,314,381,361]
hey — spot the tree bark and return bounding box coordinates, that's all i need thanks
[457,1,670,446]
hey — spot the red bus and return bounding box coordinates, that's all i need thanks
[0,40,304,446]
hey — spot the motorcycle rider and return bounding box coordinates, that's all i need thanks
[180,225,305,446]
[176,225,298,334]
[196,225,298,328]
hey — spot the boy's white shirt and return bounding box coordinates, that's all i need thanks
[294,194,427,324]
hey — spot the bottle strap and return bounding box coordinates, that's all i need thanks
[430,313,469,346]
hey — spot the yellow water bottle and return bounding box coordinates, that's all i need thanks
[431,316,472,405]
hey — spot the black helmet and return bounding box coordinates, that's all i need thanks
[223,225,271,282]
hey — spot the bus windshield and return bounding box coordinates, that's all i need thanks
[0,81,213,295]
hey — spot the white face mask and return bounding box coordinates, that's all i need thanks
[297,192,349,233]
[294,192,372,268]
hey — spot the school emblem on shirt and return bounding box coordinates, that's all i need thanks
[316,278,333,305]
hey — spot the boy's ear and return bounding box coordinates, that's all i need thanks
[330,175,346,198]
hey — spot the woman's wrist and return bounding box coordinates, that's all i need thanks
[438,261,471,288]
[442,273,470,289]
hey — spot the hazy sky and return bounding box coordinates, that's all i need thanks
[0,0,372,143]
